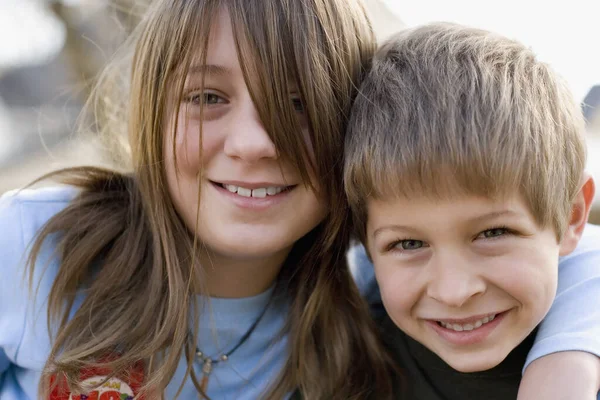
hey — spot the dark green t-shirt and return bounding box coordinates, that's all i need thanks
[379,315,536,400]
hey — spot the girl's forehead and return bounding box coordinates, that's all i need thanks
[182,8,298,87]
[179,8,237,72]
[171,9,239,83]
[206,8,236,59]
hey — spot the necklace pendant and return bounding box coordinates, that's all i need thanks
[200,358,212,393]
[202,358,213,375]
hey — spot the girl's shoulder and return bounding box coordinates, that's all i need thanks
[0,185,79,251]
[1,185,79,213]
[0,184,79,267]
[0,186,79,373]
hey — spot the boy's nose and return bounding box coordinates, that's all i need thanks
[426,253,485,308]
[223,98,278,163]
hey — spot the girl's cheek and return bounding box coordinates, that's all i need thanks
[170,113,202,173]
[302,127,316,162]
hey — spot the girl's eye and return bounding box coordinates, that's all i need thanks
[394,239,426,251]
[184,92,225,106]
[204,93,223,105]
[291,97,304,113]
[480,227,509,239]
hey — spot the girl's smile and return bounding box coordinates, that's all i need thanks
[210,180,297,210]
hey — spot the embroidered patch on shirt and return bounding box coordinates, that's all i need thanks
[49,361,145,400]
[68,376,134,400]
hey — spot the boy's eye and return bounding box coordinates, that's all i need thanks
[480,227,509,239]
[395,239,425,250]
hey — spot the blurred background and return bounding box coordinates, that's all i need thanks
[0,0,598,222]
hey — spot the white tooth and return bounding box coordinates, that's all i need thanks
[237,187,252,197]
[252,188,267,198]
[225,184,238,193]
[440,314,497,332]
[266,187,279,195]
[275,187,283,194]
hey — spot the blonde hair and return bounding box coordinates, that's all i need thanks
[345,22,586,243]
[29,0,398,398]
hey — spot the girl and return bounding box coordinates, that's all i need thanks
[0,0,394,398]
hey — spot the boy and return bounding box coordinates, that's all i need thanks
[345,23,599,399]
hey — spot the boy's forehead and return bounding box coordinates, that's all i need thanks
[365,192,537,229]
[367,187,520,208]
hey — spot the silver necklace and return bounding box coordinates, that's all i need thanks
[193,292,273,393]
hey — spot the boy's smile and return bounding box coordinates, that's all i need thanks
[366,193,572,372]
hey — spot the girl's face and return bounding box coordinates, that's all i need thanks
[164,9,327,279]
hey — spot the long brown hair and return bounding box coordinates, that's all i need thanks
[30,0,396,398]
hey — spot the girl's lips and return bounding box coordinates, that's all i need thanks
[210,181,294,210]
[425,310,509,346]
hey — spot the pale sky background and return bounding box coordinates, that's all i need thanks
[383,0,600,103]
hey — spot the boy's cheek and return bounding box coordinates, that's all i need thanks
[374,263,418,322]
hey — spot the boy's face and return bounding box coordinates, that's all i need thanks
[366,193,571,373]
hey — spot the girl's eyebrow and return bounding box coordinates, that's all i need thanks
[188,64,231,77]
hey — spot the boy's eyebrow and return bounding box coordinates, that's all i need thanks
[467,210,522,224]
[371,225,419,239]
[187,64,231,77]
[371,210,523,239]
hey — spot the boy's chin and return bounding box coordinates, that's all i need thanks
[443,355,504,373]
[435,345,513,373]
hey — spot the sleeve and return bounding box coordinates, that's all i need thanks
[0,191,28,376]
[348,244,385,318]
[524,223,600,370]
[0,348,9,375]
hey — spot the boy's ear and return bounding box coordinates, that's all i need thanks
[559,172,596,256]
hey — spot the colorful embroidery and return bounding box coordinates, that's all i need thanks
[49,360,145,400]
[68,376,134,400]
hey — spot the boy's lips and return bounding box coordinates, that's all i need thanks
[424,310,510,346]
[432,312,501,326]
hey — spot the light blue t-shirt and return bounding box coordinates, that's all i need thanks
[0,187,288,399]
[2,186,600,398]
